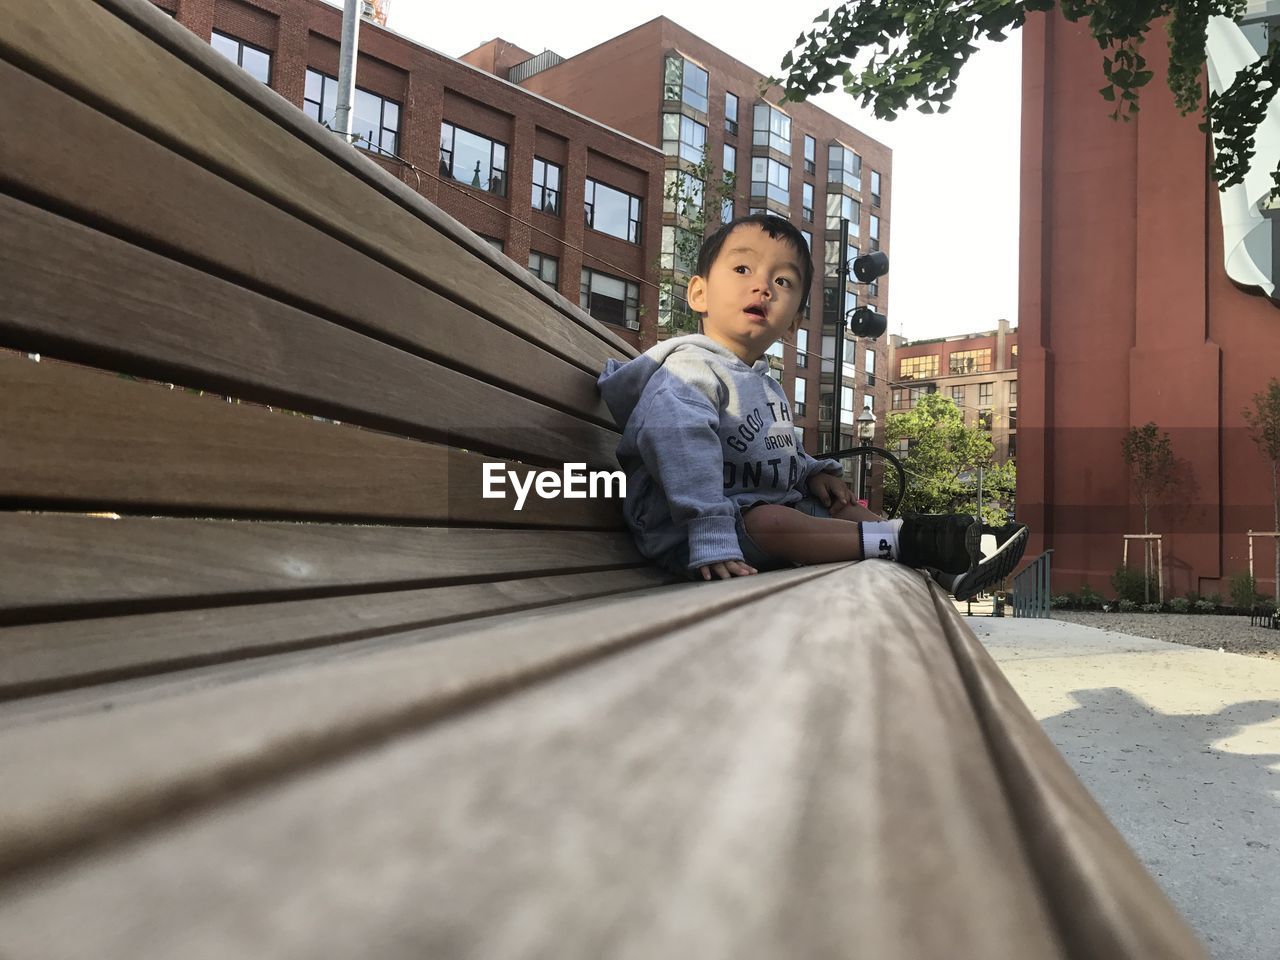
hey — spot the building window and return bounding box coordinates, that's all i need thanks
[305,70,400,156]
[658,281,689,328]
[899,355,939,381]
[871,169,881,206]
[796,327,808,367]
[951,349,993,375]
[892,384,936,409]
[794,375,807,416]
[1011,343,1019,369]
[1009,407,1018,431]
[841,386,855,426]
[824,239,858,279]
[978,410,993,431]
[663,55,709,112]
[723,142,737,180]
[581,268,639,327]
[211,30,271,84]
[532,158,562,215]
[801,230,812,252]
[804,134,816,175]
[1007,433,1017,458]
[749,206,768,215]
[661,225,699,274]
[865,348,876,384]
[1010,379,1018,403]
[802,182,814,223]
[725,91,739,135]
[585,178,642,243]
[750,157,790,205]
[951,384,965,404]
[843,340,857,381]
[528,251,559,286]
[869,214,880,252]
[978,382,994,405]
[895,437,911,459]
[753,103,792,152]
[823,285,856,326]
[439,121,506,196]
[828,143,861,191]
[664,169,704,219]
[722,198,734,224]
[662,113,708,164]
[863,393,875,413]
[826,192,860,234]
[480,235,504,252]
[796,425,805,446]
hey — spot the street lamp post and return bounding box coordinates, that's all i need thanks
[856,404,876,503]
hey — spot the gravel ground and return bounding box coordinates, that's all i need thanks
[1052,610,1280,659]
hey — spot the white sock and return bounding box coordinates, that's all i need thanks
[860,519,903,562]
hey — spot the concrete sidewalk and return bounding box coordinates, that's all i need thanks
[971,617,1280,960]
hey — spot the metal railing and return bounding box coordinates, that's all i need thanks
[1011,549,1053,619]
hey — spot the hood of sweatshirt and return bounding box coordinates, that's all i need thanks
[597,334,769,428]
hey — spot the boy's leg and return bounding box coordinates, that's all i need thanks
[741,504,865,564]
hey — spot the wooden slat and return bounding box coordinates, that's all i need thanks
[0,0,633,374]
[0,64,616,422]
[0,354,625,529]
[0,562,1200,957]
[0,568,672,701]
[0,565,840,877]
[0,195,619,471]
[0,514,645,624]
[927,587,1207,958]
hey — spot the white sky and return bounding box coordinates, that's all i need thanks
[381,0,1023,342]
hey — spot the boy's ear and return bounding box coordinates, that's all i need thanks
[687,275,708,315]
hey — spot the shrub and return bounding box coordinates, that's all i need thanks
[1195,599,1216,614]
[1206,593,1223,607]
[1078,583,1104,610]
[1169,597,1191,614]
[1185,591,1202,605]
[1050,595,1071,609]
[1141,602,1162,613]
[1112,565,1160,604]
[1118,599,1137,612]
[1229,573,1260,611]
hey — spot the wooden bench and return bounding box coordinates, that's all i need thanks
[0,1,1206,956]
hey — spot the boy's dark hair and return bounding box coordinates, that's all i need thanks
[695,213,814,316]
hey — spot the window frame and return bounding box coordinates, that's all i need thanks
[531,157,563,216]
[898,355,940,381]
[438,120,507,196]
[584,178,643,244]
[725,90,739,136]
[527,250,560,286]
[752,103,792,152]
[212,30,272,84]
[580,267,641,327]
[803,134,816,175]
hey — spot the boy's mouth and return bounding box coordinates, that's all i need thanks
[743,302,769,319]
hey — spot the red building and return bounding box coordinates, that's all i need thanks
[1020,11,1280,597]
[154,0,665,349]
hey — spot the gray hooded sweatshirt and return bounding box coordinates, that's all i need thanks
[598,334,841,571]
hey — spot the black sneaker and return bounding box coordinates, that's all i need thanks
[932,522,1030,601]
[897,514,978,574]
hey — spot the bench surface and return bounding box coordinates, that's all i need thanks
[0,1,1205,956]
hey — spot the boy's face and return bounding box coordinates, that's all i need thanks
[687,225,805,365]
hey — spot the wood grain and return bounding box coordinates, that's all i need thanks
[0,196,620,471]
[0,514,645,623]
[0,568,672,700]
[0,353,626,529]
[0,562,1205,957]
[0,68,617,418]
[0,0,632,373]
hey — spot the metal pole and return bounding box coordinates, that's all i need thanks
[976,465,984,523]
[334,0,361,142]
[859,436,870,502]
[828,216,850,456]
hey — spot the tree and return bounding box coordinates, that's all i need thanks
[1120,422,1176,602]
[883,391,1016,523]
[657,146,737,338]
[1244,377,1280,600]
[768,1,1279,199]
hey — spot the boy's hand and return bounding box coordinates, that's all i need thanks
[699,560,758,580]
[808,471,854,509]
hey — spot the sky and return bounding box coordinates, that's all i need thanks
[380,0,1023,343]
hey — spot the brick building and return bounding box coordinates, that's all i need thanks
[1020,10,1280,597]
[888,319,1019,465]
[154,0,665,348]
[468,17,893,455]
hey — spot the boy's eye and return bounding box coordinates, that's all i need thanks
[734,265,749,274]
[776,277,792,288]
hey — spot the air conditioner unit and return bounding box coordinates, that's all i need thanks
[626,320,640,331]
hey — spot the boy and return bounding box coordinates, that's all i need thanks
[597,214,1027,599]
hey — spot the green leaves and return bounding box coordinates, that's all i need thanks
[774,0,1280,197]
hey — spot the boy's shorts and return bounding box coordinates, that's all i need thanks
[654,497,833,580]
